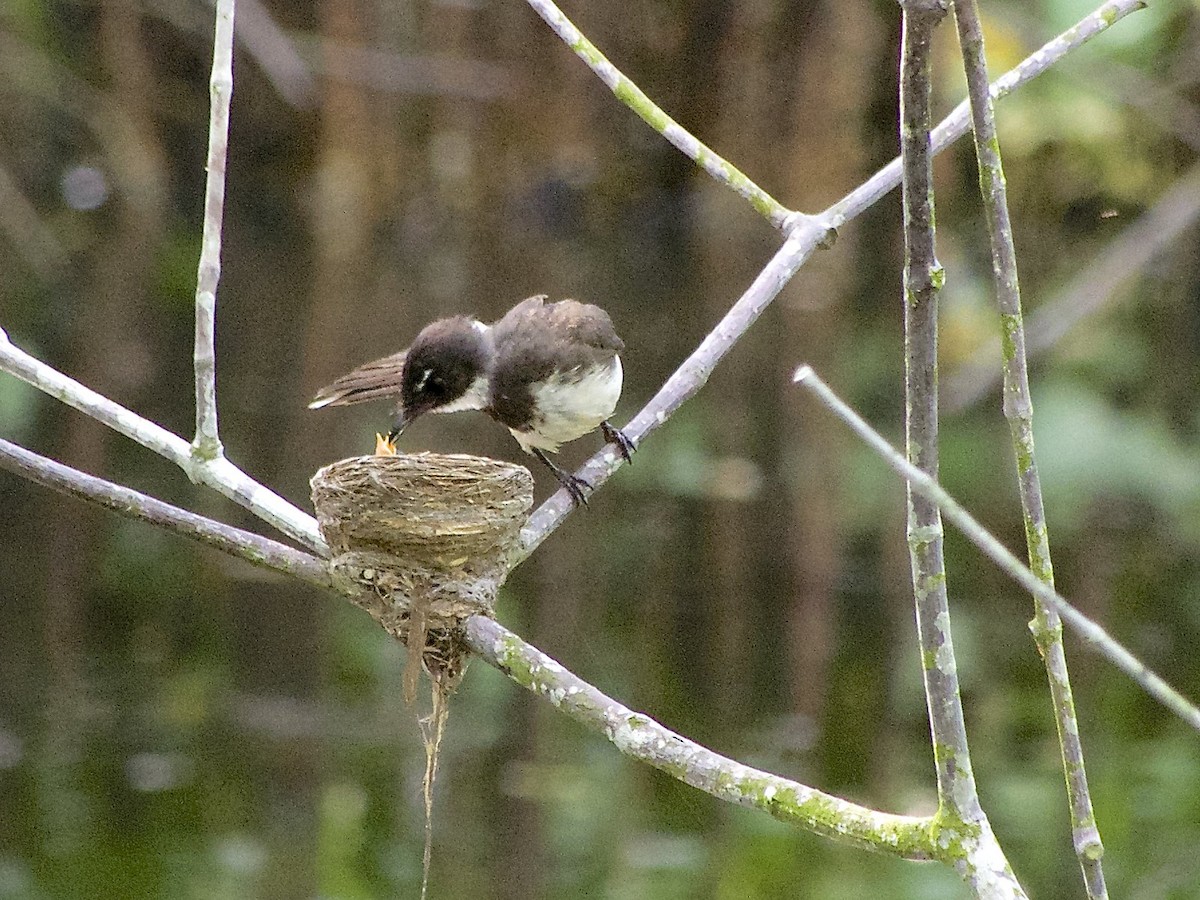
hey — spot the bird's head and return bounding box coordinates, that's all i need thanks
[391,316,493,437]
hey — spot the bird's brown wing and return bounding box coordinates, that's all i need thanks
[545,299,624,355]
[492,296,623,358]
[308,349,408,408]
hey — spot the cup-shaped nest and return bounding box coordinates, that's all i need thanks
[311,453,533,643]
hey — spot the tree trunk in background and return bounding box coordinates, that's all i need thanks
[772,0,882,733]
[36,0,170,856]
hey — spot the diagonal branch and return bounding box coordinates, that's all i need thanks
[0,327,326,554]
[523,0,793,228]
[2,439,947,863]
[794,366,1200,733]
[463,615,936,857]
[0,438,332,590]
[952,1,1106,895]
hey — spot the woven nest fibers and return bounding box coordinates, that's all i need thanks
[311,453,534,636]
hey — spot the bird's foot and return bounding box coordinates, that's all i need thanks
[601,421,635,464]
[557,471,591,508]
[374,432,398,456]
[533,448,591,507]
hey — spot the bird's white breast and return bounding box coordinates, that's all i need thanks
[510,357,623,453]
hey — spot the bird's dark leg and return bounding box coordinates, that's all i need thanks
[600,421,635,464]
[532,448,590,507]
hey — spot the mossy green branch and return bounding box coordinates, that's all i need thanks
[953,0,1107,894]
[526,0,791,228]
[468,617,935,860]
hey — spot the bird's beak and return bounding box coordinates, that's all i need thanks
[387,414,408,444]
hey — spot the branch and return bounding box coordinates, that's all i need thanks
[896,10,1016,898]
[1,442,952,865]
[952,1,1106,894]
[193,0,234,459]
[523,0,793,228]
[0,438,332,590]
[462,615,935,857]
[794,366,1200,733]
[0,327,326,554]
[518,0,1146,555]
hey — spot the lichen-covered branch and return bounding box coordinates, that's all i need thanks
[794,366,1200,733]
[0,438,332,590]
[463,615,935,857]
[192,0,236,460]
[0,327,326,554]
[0,439,949,867]
[952,1,1106,895]
[897,9,1012,896]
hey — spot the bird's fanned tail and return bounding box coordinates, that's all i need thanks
[308,350,408,408]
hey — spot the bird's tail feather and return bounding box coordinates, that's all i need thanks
[308,350,407,409]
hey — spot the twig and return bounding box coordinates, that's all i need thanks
[523,0,793,229]
[0,438,951,866]
[0,438,332,590]
[517,214,834,556]
[0,327,326,554]
[952,1,1106,894]
[794,366,1200,733]
[518,0,1147,554]
[193,0,235,460]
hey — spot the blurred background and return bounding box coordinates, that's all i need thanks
[2,0,1200,897]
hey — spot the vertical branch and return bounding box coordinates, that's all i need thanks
[898,0,989,840]
[194,0,236,460]
[951,3,1107,896]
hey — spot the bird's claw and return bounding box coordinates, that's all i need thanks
[601,421,635,464]
[558,472,591,508]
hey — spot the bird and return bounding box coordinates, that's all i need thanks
[309,295,634,505]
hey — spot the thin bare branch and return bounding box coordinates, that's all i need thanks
[0,327,326,554]
[517,214,834,556]
[952,1,1106,894]
[193,0,235,459]
[0,438,332,590]
[794,366,1200,733]
[0,439,951,866]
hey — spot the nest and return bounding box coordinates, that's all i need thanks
[311,452,533,685]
